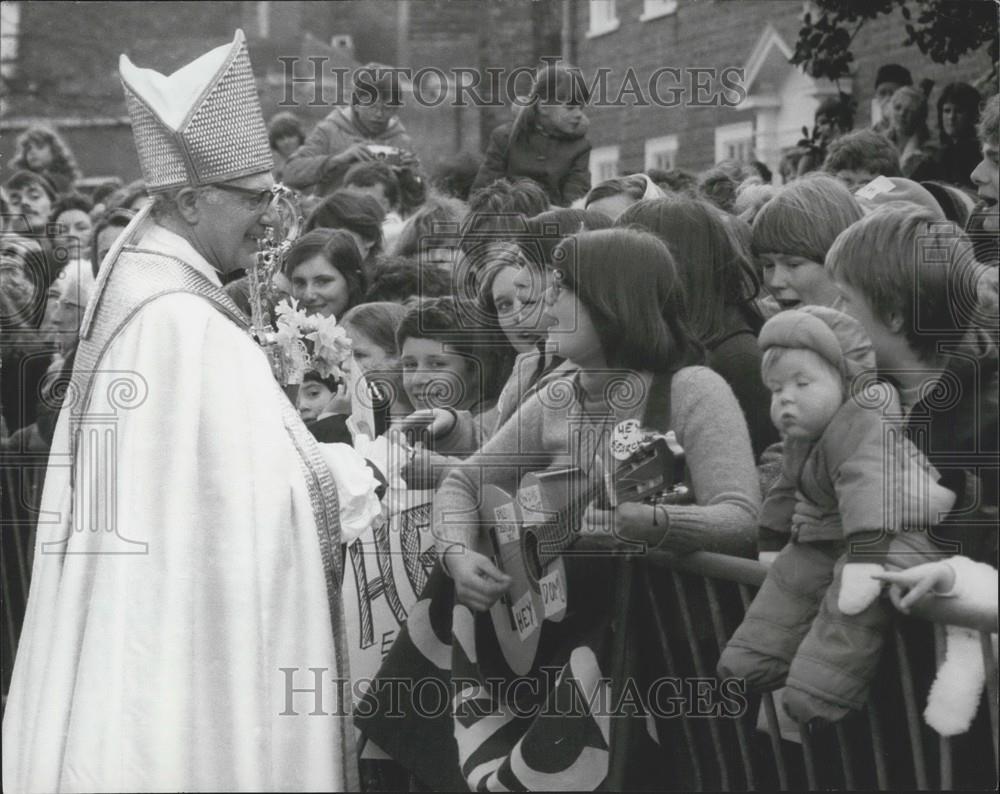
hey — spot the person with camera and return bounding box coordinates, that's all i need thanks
[283,63,417,197]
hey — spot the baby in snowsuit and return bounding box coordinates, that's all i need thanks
[717,305,956,724]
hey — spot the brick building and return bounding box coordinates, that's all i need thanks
[1,1,993,187]
[570,0,995,183]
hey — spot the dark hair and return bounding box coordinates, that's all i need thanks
[363,255,455,304]
[90,207,135,276]
[584,175,647,208]
[51,192,93,221]
[748,161,774,184]
[344,161,401,210]
[392,195,467,258]
[284,228,367,310]
[89,179,124,207]
[518,207,613,271]
[815,94,856,132]
[396,295,515,403]
[304,190,385,257]
[648,168,697,195]
[11,125,81,187]
[618,197,762,347]
[342,301,408,356]
[267,111,305,149]
[875,63,912,90]
[431,151,482,202]
[698,168,741,213]
[104,179,149,212]
[352,62,403,107]
[474,243,529,324]
[936,82,982,144]
[467,177,551,219]
[822,129,902,177]
[553,228,704,372]
[510,62,591,143]
[4,170,57,201]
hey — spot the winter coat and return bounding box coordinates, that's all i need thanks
[282,106,413,196]
[471,121,591,207]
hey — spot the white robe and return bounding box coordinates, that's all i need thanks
[2,224,380,793]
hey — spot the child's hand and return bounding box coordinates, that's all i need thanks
[872,562,956,613]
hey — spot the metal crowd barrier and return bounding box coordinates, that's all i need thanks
[603,549,999,791]
[2,478,997,790]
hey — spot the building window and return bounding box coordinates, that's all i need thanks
[1,1,21,80]
[644,135,678,171]
[715,121,755,163]
[590,145,620,184]
[640,0,678,22]
[587,0,620,37]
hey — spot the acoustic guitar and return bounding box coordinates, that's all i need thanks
[474,427,690,675]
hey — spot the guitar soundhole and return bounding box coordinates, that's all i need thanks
[523,530,543,584]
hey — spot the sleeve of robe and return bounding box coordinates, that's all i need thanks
[2,293,362,793]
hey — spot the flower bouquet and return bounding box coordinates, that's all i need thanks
[263,298,353,400]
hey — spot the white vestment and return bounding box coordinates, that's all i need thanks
[2,223,379,793]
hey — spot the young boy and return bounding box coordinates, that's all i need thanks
[298,370,352,444]
[718,305,955,725]
[393,296,514,488]
[752,174,864,312]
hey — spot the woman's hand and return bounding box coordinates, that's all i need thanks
[443,546,512,612]
[579,503,666,547]
[872,562,957,613]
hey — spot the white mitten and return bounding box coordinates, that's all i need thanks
[924,624,985,736]
[838,562,885,615]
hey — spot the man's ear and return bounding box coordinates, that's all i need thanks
[174,187,201,224]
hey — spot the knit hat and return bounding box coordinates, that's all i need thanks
[759,305,876,384]
[874,63,912,89]
[854,176,945,219]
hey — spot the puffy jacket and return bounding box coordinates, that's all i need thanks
[471,121,591,207]
[282,106,413,195]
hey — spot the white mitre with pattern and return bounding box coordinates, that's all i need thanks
[119,29,273,194]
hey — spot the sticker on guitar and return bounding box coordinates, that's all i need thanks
[512,591,539,639]
[539,568,567,618]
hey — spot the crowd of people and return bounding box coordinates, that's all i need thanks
[2,48,998,792]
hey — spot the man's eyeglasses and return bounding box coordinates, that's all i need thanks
[210,184,275,213]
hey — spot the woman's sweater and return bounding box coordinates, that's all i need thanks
[434,365,761,555]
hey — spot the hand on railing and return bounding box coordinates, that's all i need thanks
[873,562,957,614]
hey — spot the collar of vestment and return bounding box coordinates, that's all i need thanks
[138,223,223,287]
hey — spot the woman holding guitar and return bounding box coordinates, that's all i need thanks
[437,227,761,611]
[357,228,760,791]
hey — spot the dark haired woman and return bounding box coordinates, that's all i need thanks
[356,228,760,790]
[936,82,982,189]
[471,62,593,207]
[285,228,367,319]
[618,197,779,458]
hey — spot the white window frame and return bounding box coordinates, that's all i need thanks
[640,0,678,22]
[714,121,755,164]
[1,2,21,80]
[590,145,620,184]
[644,135,678,171]
[587,0,620,38]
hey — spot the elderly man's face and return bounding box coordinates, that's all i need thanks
[194,173,275,273]
[6,182,52,234]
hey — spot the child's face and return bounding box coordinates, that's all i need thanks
[297,381,335,422]
[760,253,840,311]
[492,265,543,354]
[764,348,843,441]
[537,100,587,137]
[24,140,53,170]
[400,337,480,410]
[343,323,398,377]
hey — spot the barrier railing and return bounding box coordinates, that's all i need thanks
[603,548,999,791]
[2,471,997,790]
